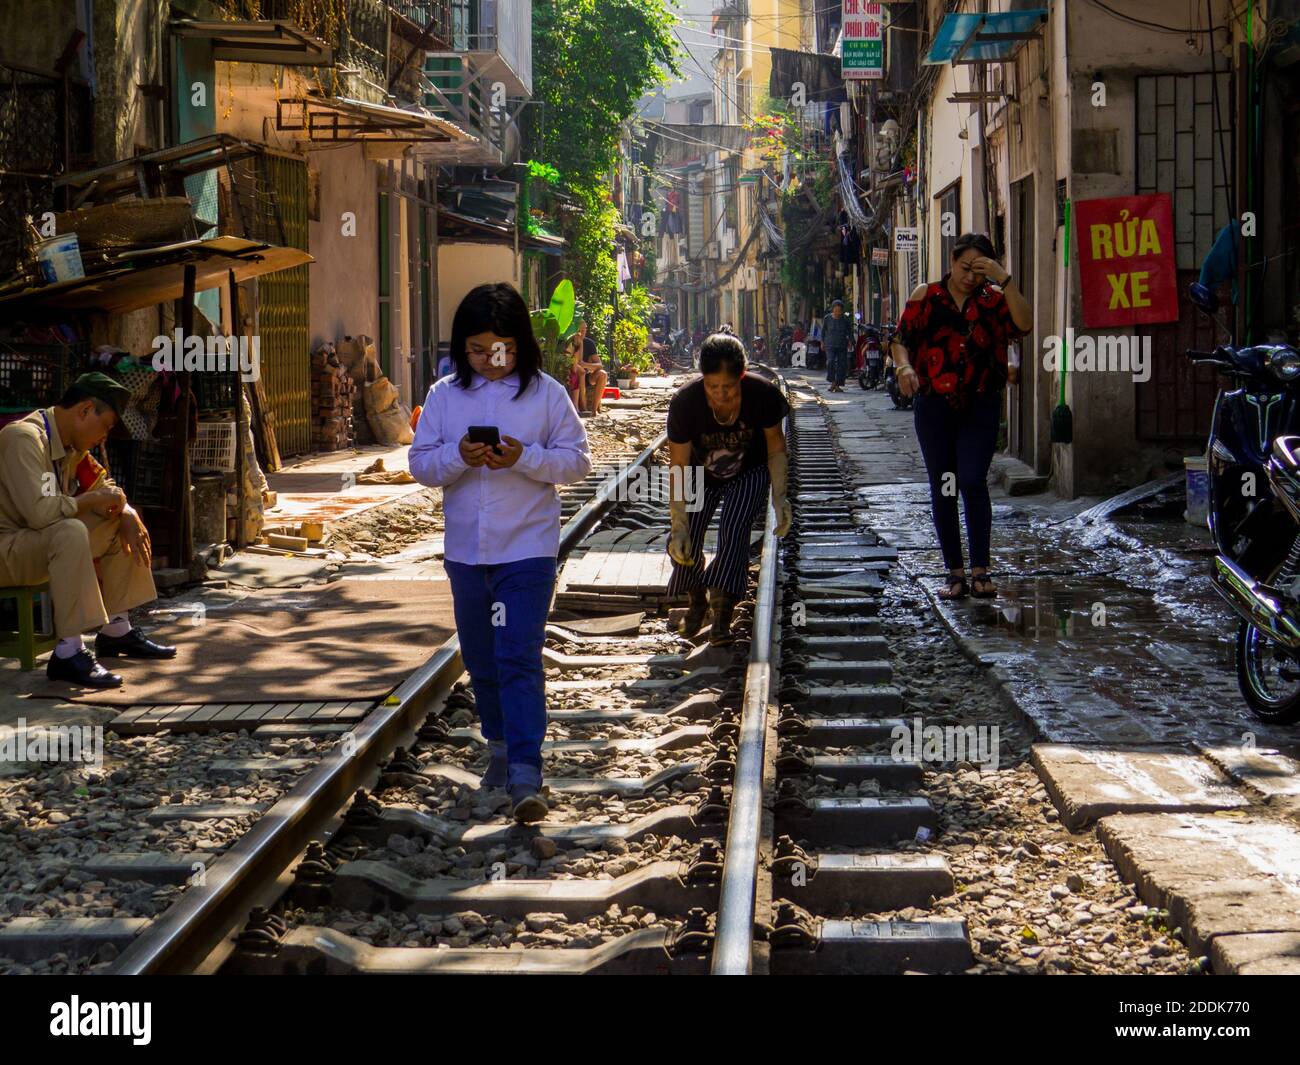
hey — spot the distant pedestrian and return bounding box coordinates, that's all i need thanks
[665,333,792,645]
[892,232,1033,600]
[410,283,592,822]
[822,299,852,391]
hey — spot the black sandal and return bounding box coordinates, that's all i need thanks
[938,575,968,600]
[971,573,997,599]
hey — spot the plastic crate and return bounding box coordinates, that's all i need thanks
[103,438,168,508]
[191,419,236,472]
[192,372,239,412]
[0,342,71,413]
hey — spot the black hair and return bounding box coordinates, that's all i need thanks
[57,387,113,415]
[951,232,997,261]
[449,282,542,399]
[699,332,746,377]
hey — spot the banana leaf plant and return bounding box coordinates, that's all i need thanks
[531,280,578,381]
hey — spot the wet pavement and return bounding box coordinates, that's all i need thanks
[798,369,1300,762]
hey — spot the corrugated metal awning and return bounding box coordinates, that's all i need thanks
[925,10,1047,65]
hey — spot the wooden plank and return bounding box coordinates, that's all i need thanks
[137,704,182,726]
[247,702,300,723]
[217,702,271,722]
[108,705,159,729]
[188,703,243,723]
[156,705,204,729]
[288,701,326,719]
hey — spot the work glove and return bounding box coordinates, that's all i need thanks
[768,450,793,537]
[668,496,694,565]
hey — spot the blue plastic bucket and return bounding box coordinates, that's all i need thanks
[35,233,85,283]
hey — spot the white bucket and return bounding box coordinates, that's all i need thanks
[35,233,85,283]
[1184,455,1210,527]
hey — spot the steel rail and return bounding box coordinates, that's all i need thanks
[109,432,668,975]
[711,377,787,975]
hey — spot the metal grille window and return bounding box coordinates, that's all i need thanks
[1136,72,1230,270]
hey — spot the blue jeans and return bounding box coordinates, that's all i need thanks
[828,347,848,386]
[912,392,1001,571]
[444,556,557,771]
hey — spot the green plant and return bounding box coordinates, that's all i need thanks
[531,279,577,381]
[613,318,653,373]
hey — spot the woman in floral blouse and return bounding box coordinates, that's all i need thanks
[892,232,1033,600]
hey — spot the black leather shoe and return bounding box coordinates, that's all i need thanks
[47,649,122,689]
[95,627,177,659]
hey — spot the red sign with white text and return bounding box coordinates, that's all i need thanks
[1075,194,1178,327]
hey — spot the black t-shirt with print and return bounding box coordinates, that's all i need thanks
[667,374,789,482]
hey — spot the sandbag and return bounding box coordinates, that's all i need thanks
[364,375,414,445]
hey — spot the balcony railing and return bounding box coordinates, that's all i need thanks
[449,0,531,96]
[212,0,389,83]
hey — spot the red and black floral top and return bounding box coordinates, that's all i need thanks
[895,277,1026,408]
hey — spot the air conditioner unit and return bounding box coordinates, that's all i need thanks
[706,241,720,260]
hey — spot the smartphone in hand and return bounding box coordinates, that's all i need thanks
[467,425,502,455]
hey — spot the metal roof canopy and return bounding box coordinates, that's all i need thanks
[170,18,332,66]
[53,134,264,207]
[924,10,1047,66]
[276,96,474,145]
[0,236,314,318]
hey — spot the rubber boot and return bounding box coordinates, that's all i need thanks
[681,586,708,638]
[708,589,738,647]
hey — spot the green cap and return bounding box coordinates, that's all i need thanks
[68,372,133,419]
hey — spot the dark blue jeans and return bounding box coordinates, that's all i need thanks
[827,347,849,386]
[912,392,1001,572]
[444,556,557,771]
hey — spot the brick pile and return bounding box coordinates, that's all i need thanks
[311,344,356,451]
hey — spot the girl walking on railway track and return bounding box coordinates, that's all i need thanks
[666,332,793,645]
[410,283,592,823]
[892,232,1033,601]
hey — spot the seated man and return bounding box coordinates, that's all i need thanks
[574,319,608,416]
[0,373,176,688]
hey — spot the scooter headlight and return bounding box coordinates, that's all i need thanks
[1268,347,1300,381]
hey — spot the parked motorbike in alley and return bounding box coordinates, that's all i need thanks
[882,326,912,409]
[1189,285,1300,722]
[857,325,884,390]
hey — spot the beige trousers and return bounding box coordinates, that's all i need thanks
[0,514,158,637]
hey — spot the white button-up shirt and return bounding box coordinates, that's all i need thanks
[409,370,592,565]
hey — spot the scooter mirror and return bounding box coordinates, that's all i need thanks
[1189,281,1219,315]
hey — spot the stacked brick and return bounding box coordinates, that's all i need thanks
[311,344,356,452]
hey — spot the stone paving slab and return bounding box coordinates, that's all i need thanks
[1097,812,1300,963]
[1031,744,1249,830]
[1209,931,1300,975]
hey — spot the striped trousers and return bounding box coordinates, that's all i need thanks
[667,464,770,600]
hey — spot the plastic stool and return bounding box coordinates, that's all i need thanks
[0,584,57,670]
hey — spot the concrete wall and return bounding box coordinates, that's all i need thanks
[1053,0,1236,497]
[437,241,519,340]
[308,143,379,352]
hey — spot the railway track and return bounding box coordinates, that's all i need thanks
[3,372,975,975]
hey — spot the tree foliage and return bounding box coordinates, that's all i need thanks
[533,0,678,345]
[533,0,680,186]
